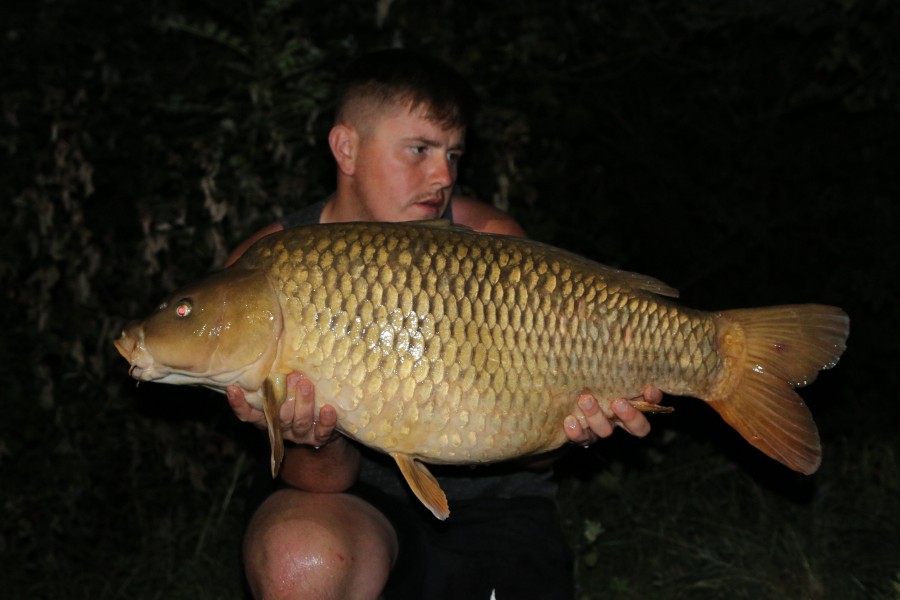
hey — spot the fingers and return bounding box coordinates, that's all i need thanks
[281,373,339,447]
[227,376,339,447]
[281,372,313,436]
[282,373,314,442]
[564,415,594,445]
[642,385,663,404]
[565,391,656,446]
[582,393,615,438]
[611,397,652,438]
[313,405,338,447]
[226,384,265,427]
[564,392,607,445]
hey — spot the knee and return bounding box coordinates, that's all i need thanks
[244,515,350,598]
[242,492,395,600]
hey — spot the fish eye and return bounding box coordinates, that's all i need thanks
[175,300,192,318]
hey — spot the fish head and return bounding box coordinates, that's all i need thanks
[114,268,283,393]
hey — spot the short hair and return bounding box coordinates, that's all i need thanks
[334,49,477,131]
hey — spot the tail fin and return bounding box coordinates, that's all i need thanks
[707,305,849,474]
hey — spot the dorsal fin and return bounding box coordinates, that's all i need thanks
[411,221,679,298]
[391,453,450,520]
[588,261,680,298]
[520,240,680,298]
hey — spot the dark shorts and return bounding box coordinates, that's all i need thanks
[350,483,575,600]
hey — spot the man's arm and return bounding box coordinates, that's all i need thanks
[450,195,526,237]
[224,222,285,267]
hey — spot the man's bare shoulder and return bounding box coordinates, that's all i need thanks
[451,195,527,237]
[225,221,285,267]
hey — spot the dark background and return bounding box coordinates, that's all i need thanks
[2,0,898,598]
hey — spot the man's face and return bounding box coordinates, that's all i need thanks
[350,104,465,222]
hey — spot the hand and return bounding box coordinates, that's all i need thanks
[563,386,663,445]
[226,373,340,447]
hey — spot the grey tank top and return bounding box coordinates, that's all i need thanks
[277,197,557,503]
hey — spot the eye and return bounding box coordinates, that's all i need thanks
[175,300,192,318]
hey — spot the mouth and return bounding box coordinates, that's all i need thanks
[113,334,133,360]
[413,196,446,216]
[114,329,153,380]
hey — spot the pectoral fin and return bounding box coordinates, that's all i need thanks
[262,376,286,477]
[390,453,450,520]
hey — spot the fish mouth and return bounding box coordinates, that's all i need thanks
[113,334,132,360]
[113,324,244,387]
[114,327,156,381]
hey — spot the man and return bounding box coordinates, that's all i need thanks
[226,49,661,599]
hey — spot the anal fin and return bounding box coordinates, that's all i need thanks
[391,453,450,520]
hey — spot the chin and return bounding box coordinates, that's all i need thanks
[411,202,444,220]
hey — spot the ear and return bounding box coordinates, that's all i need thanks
[329,124,358,176]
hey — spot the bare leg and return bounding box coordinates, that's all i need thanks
[243,488,399,600]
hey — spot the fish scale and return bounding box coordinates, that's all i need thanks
[247,224,729,462]
[115,220,848,519]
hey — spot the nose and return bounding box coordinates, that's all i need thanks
[429,154,455,189]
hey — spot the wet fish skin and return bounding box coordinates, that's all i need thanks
[115,221,849,519]
[243,223,702,460]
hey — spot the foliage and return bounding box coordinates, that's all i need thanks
[2,0,897,597]
[559,430,900,599]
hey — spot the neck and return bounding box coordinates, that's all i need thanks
[320,186,371,224]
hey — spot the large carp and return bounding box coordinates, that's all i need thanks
[115,221,848,519]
